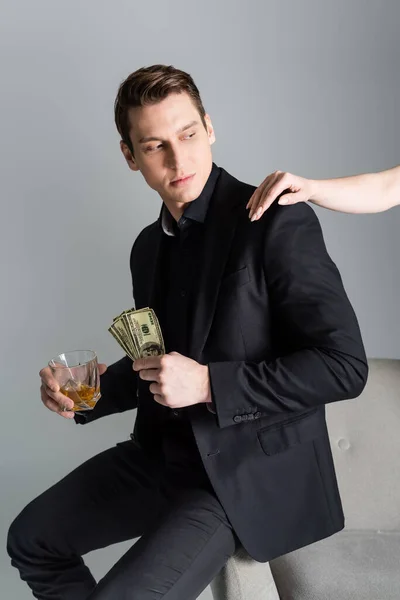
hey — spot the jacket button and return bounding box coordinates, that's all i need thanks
[254,412,261,419]
[233,415,242,423]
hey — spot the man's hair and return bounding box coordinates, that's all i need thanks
[114,64,207,154]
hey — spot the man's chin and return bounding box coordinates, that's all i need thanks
[169,188,201,205]
[161,175,206,205]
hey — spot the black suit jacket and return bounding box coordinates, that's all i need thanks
[80,167,368,562]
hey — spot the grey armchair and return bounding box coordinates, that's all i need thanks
[211,359,400,600]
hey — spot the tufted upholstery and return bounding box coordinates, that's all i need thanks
[211,359,400,600]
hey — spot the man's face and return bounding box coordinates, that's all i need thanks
[120,92,216,208]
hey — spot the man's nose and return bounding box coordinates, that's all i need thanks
[166,144,185,171]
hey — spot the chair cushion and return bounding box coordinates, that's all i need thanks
[326,359,400,530]
[270,530,400,600]
[210,546,279,600]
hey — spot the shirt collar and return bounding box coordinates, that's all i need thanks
[161,163,221,236]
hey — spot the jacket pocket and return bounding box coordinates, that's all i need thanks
[257,408,322,456]
[220,265,250,290]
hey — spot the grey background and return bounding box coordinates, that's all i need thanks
[1,0,399,598]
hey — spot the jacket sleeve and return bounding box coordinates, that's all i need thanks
[208,202,369,429]
[74,355,138,424]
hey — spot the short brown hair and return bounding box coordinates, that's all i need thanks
[114,64,207,153]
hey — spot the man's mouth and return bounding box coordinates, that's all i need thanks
[170,174,195,187]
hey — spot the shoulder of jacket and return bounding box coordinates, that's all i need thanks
[130,221,159,262]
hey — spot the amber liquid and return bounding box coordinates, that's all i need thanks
[60,384,100,411]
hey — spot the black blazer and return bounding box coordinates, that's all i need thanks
[81,167,368,562]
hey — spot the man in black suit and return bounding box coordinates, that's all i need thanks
[7,64,368,600]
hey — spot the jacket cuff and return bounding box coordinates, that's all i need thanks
[206,400,217,415]
[208,361,264,428]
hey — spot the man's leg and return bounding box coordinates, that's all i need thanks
[7,441,166,600]
[88,485,239,600]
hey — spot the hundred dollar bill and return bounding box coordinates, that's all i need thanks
[112,307,139,322]
[108,307,165,360]
[125,309,165,357]
[108,319,136,360]
[108,322,135,361]
[120,313,140,357]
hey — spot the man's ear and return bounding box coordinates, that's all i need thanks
[120,140,140,172]
[205,114,216,146]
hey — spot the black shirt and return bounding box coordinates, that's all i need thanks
[159,163,221,356]
[157,163,221,485]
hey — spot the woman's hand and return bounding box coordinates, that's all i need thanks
[247,171,316,220]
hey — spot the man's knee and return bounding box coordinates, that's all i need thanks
[7,513,25,564]
[7,498,44,564]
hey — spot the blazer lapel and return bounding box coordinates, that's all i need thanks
[189,169,244,361]
[143,221,164,313]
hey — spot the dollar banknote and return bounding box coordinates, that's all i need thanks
[108,307,165,359]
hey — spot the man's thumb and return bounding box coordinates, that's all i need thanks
[98,363,108,375]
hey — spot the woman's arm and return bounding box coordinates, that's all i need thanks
[247,165,400,220]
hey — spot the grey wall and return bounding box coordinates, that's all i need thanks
[1,0,399,598]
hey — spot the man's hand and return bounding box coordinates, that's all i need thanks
[247,171,316,221]
[39,363,108,419]
[133,352,211,409]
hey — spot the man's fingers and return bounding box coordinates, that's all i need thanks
[47,387,74,409]
[41,383,74,409]
[40,386,58,412]
[133,356,162,371]
[153,394,165,406]
[60,411,75,419]
[39,368,60,393]
[40,385,75,418]
[56,405,75,418]
[98,363,107,375]
[149,382,162,395]
[138,368,160,382]
[39,360,106,419]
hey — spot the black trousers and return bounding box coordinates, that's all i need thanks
[7,439,239,600]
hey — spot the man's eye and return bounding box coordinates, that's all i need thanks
[146,144,163,152]
[184,132,196,140]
